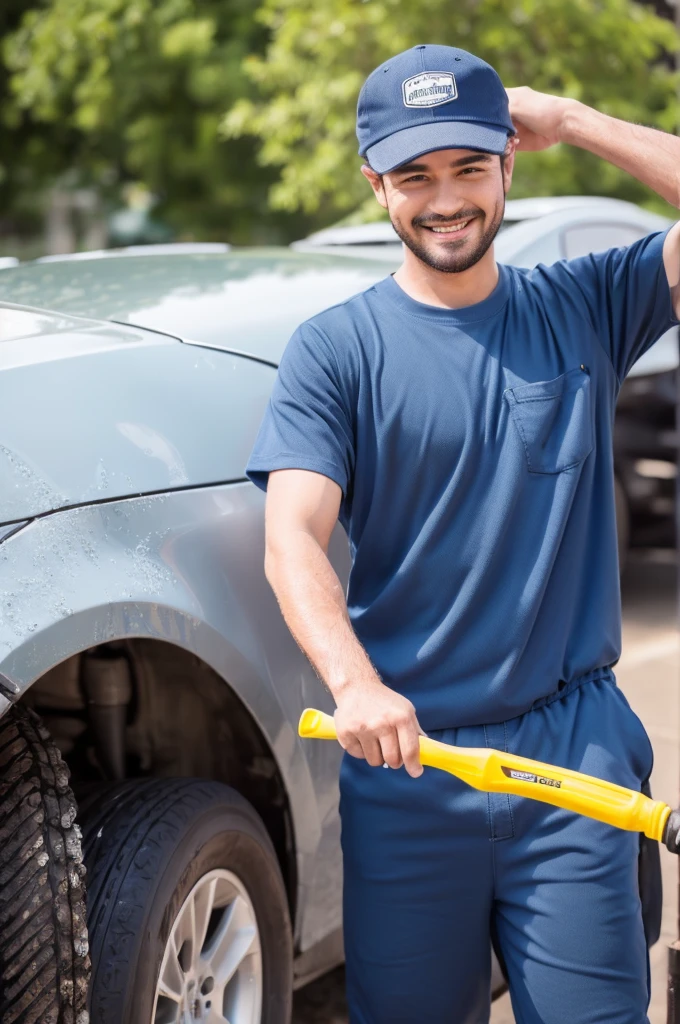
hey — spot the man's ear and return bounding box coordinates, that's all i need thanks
[502,138,518,195]
[361,164,388,210]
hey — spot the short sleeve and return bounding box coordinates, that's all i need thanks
[557,228,679,382]
[245,321,355,495]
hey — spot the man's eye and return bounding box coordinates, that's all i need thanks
[460,167,482,175]
[403,175,427,183]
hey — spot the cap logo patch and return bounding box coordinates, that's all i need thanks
[402,71,457,108]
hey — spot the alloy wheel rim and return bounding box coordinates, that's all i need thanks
[152,868,262,1024]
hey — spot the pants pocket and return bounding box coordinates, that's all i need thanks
[505,366,594,474]
[612,686,655,786]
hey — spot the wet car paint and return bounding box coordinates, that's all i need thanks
[0,482,351,953]
[0,308,274,522]
[0,250,399,365]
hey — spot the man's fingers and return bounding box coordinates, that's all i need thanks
[337,726,398,767]
[397,723,423,778]
[378,730,403,770]
[340,735,365,760]
[360,735,385,768]
[339,733,385,767]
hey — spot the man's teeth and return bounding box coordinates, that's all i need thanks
[429,220,471,233]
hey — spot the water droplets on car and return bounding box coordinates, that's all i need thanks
[0,444,69,516]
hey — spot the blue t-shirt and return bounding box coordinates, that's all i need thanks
[246,230,678,729]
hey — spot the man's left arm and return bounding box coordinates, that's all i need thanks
[506,88,680,314]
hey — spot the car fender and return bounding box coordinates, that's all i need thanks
[0,482,348,949]
[0,315,277,524]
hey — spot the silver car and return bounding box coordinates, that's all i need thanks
[0,250,403,1024]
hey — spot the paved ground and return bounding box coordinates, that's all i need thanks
[292,549,679,1023]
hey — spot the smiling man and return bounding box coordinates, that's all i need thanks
[371,148,509,275]
[246,44,680,1023]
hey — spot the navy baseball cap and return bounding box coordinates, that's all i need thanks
[357,44,516,174]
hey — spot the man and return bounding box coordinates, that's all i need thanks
[246,44,680,1023]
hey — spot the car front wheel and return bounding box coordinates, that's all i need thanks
[79,778,293,1024]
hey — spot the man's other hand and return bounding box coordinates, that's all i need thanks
[506,86,577,152]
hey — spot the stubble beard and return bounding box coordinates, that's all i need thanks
[389,196,505,274]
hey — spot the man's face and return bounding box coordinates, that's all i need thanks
[362,147,514,274]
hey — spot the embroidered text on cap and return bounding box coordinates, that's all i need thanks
[402,72,457,108]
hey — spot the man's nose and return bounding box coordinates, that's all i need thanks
[426,184,467,219]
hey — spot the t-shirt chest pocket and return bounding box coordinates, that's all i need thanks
[503,366,593,474]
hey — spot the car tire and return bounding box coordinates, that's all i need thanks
[0,704,89,1024]
[79,778,293,1024]
[614,475,630,574]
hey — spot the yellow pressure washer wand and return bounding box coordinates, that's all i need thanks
[299,708,680,851]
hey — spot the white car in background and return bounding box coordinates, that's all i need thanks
[293,197,679,567]
[292,195,670,262]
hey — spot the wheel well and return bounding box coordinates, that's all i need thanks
[20,639,297,920]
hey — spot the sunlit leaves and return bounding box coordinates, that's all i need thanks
[224,0,680,219]
[3,0,292,242]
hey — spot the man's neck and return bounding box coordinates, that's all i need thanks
[392,245,499,310]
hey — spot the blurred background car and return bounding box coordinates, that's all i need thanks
[291,196,671,261]
[292,197,679,568]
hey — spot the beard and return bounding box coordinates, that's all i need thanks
[389,196,505,274]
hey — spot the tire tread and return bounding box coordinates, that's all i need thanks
[0,705,89,1024]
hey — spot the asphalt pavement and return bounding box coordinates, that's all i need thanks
[292,548,679,1024]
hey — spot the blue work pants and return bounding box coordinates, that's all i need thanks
[340,669,653,1024]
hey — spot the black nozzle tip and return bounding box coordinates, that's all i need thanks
[663,810,680,854]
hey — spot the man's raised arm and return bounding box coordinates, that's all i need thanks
[506,87,680,313]
[264,468,423,777]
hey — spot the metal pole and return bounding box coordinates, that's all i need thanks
[669,3,680,1014]
[667,3,680,1016]
[669,318,680,1024]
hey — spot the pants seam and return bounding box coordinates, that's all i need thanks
[484,722,515,842]
[503,720,515,839]
[484,722,494,841]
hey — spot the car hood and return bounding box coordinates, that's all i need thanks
[0,249,399,366]
[0,306,274,523]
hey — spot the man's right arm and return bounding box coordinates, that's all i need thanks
[264,468,424,777]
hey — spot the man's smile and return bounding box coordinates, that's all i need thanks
[420,217,477,238]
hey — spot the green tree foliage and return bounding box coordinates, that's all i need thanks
[4,0,307,243]
[224,0,680,222]
[0,0,63,246]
